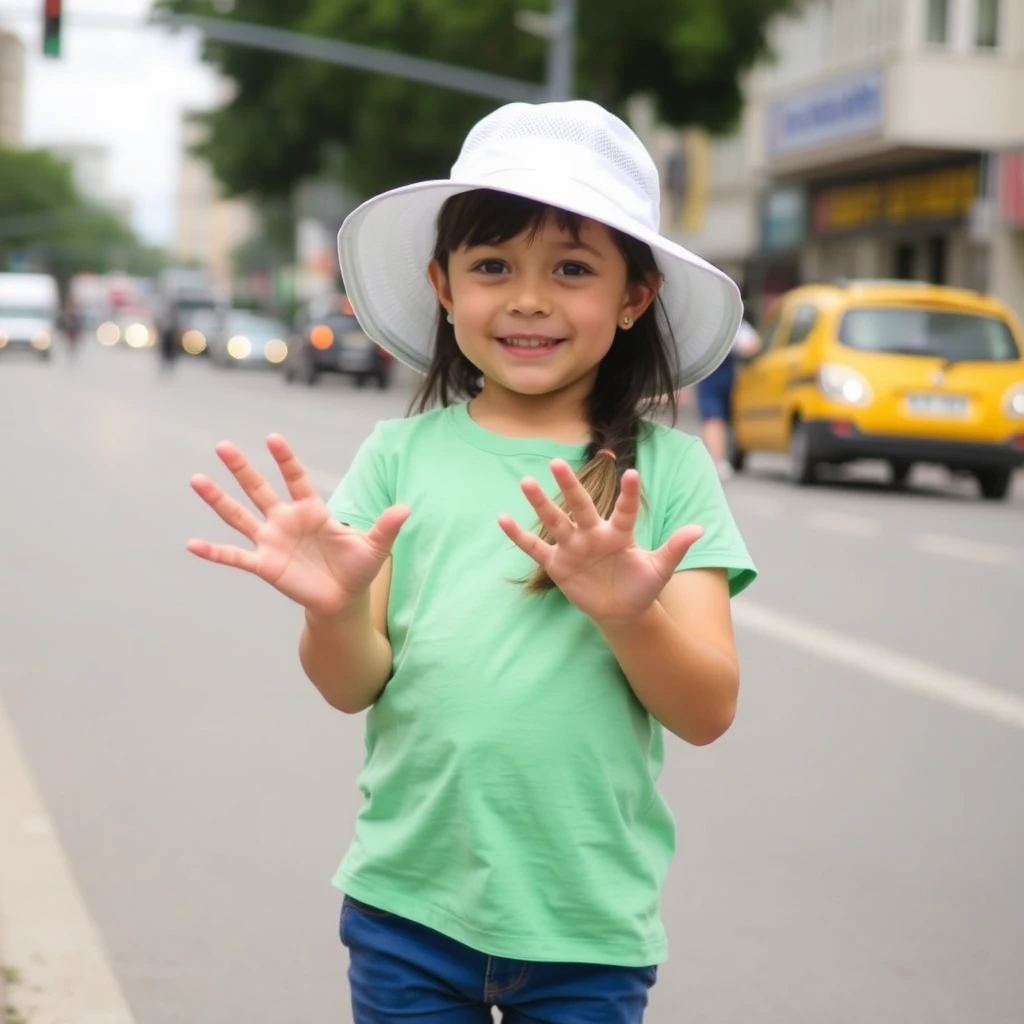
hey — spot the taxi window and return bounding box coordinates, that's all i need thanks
[785,304,818,346]
[838,307,1020,362]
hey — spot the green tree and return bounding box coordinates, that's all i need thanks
[158,0,796,200]
[0,148,169,283]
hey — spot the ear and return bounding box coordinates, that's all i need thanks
[427,260,454,317]
[621,275,659,325]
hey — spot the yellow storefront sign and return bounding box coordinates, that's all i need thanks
[813,164,978,234]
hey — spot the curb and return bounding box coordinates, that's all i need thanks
[0,697,137,1024]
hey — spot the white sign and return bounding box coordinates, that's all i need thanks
[766,68,884,159]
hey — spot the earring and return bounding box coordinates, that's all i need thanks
[621,315,633,329]
[446,312,454,324]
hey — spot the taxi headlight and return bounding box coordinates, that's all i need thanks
[1004,384,1024,419]
[819,363,874,407]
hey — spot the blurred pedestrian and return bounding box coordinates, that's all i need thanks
[187,100,756,1023]
[695,308,761,479]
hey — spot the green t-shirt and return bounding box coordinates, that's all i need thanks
[327,402,756,966]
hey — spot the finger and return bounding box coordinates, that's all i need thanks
[650,525,705,578]
[550,459,601,528]
[215,441,281,516]
[520,477,575,541]
[497,514,555,570]
[266,434,318,502]
[608,469,642,534]
[363,504,412,558]
[190,473,262,540]
[186,537,259,573]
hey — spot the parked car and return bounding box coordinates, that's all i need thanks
[284,297,393,388]
[730,280,1024,500]
[207,310,292,369]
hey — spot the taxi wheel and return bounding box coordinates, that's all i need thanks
[889,461,913,488]
[975,468,1012,501]
[787,420,818,486]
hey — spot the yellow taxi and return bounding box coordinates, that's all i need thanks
[730,280,1024,500]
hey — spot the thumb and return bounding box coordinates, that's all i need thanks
[650,524,704,578]
[363,504,411,559]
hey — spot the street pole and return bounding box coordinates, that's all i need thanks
[545,0,577,101]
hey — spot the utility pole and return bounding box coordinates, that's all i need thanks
[516,0,577,100]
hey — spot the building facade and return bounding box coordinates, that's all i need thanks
[0,28,25,147]
[656,0,1024,325]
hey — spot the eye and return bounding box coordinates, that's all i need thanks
[471,259,508,275]
[557,261,593,277]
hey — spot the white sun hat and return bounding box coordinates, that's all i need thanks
[337,99,742,390]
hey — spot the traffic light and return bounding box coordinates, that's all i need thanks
[42,0,61,58]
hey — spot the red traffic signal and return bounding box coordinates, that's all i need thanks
[42,0,62,58]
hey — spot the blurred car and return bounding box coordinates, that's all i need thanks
[283,297,393,388]
[95,306,157,350]
[730,280,1024,500]
[0,272,59,360]
[207,310,292,369]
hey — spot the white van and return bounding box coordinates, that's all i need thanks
[0,272,60,360]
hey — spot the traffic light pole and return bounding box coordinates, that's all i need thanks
[149,1,575,105]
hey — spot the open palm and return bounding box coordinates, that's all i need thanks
[498,459,703,625]
[187,435,409,619]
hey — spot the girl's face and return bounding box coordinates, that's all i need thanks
[428,213,655,403]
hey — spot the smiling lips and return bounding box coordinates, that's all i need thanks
[497,334,565,356]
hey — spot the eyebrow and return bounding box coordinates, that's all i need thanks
[551,239,606,259]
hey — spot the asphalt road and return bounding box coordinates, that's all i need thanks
[1,342,1022,1024]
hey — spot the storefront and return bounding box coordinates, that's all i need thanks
[746,184,808,325]
[801,159,983,288]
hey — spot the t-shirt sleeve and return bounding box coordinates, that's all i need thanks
[657,436,757,597]
[326,421,395,532]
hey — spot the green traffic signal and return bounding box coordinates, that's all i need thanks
[43,33,60,57]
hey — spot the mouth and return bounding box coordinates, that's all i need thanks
[496,335,565,355]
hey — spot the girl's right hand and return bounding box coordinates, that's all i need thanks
[187,434,409,620]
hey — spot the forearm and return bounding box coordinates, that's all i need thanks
[299,597,393,714]
[598,601,739,745]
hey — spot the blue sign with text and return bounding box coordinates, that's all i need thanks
[766,68,884,159]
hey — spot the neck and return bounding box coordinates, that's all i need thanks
[469,376,594,443]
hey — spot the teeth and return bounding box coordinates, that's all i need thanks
[501,337,556,348]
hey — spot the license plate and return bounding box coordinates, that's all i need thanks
[906,394,969,416]
[341,331,370,350]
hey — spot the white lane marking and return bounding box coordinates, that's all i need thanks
[807,510,881,538]
[733,599,1024,732]
[0,696,138,1024]
[914,532,1022,568]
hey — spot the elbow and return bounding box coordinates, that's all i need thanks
[687,699,736,746]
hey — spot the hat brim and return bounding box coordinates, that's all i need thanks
[337,172,741,391]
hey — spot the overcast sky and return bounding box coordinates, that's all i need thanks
[3,0,221,245]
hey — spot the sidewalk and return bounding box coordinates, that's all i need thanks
[0,697,137,1024]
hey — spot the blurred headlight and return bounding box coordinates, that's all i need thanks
[264,337,288,364]
[1004,383,1024,419]
[310,324,334,350]
[819,363,873,407]
[97,321,120,346]
[124,323,149,348]
[182,329,207,355]
[227,335,252,360]
[32,331,52,351]
[0,332,7,349]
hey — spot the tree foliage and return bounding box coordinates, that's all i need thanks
[158,0,796,200]
[0,148,168,282]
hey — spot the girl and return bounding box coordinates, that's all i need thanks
[188,100,756,1024]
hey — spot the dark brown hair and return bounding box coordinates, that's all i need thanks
[411,188,679,592]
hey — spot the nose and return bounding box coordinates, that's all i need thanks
[506,271,551,317]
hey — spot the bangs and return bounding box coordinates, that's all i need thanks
[434,189,583,257]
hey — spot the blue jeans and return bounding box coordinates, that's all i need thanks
[340,896,658,1023]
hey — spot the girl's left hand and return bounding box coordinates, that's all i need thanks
[498,459,704,626]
